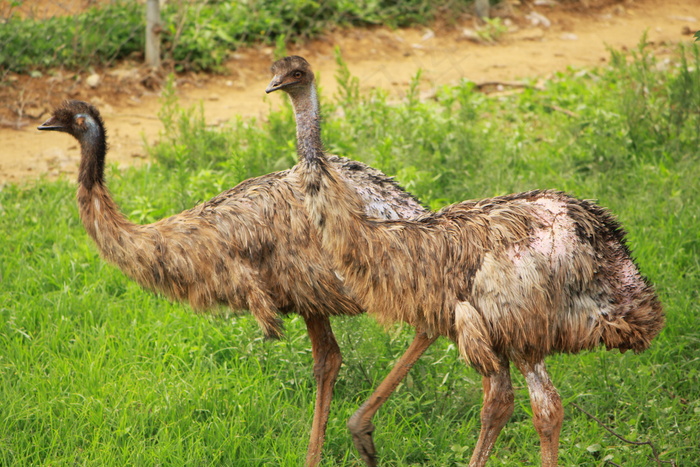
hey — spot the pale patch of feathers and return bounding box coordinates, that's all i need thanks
[304,161,663,373]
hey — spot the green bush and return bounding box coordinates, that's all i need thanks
[0,1,143,73]
[0,0,473,74]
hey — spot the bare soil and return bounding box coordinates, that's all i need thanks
[1,0,698,184]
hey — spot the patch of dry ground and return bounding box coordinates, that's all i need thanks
[0,0,698,183]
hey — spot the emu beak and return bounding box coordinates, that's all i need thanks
[37,116,65,132]
[265,76,285,94]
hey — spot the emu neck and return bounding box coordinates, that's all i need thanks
[75,124,134,258]
[290,81,366,246]
[78,120,106,191]
[290,85,324,165]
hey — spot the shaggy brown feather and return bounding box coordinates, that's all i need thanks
[269,55,664,467]
[38,99,426,467]
[39,100,424,336]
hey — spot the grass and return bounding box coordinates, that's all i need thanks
[0,0,473,74]
[0,1,144,74]
[1,40,699,465]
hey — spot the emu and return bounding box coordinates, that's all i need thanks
[267,55,664,466]
[38,100,426,466]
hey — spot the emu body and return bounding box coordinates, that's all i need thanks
[39,100,426,466]
[268,55,664,466]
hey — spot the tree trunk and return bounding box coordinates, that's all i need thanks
[145,0,161,68]
[475,0,490,19]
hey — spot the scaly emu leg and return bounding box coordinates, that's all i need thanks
[304,315,343,467]
[347,330,437,466]
[468,361,514,467]
[516,360,563,467]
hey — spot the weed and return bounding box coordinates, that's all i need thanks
[476,17,509,43]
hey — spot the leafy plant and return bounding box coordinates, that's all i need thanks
[608,37,700,158]
[0,1,143,74]
[0,0,474,74]
[476,17,508,43]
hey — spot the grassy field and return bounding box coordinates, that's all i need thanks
[1,41,698,466]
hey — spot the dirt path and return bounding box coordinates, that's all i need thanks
[1,0,698,184]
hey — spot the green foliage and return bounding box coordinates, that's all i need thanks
[608,37,700,158]
[0,1,143,74]
[475,17,508,43]
[1,41,698,465]
[0,0,473,74]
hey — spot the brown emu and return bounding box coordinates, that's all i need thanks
[267,56,664,466]
[38,100,426,466]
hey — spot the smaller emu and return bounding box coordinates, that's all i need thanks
[38,100,426,466]
[267,56,665,467]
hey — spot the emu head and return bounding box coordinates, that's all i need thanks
[266,55,315,97]
[38,100,103,143]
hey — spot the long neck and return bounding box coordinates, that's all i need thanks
[75,125,153,283]
[292,84,323,164]
[289,83,364,222]
[290,85,446,333]
[78,119,107,191]
[289,83,387,294]
[77,183,133,255]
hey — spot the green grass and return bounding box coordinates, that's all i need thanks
[0,1,144,74]
[0,0,473,74]
[1,41,699,465]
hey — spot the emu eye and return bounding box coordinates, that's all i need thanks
[293,71,302,79]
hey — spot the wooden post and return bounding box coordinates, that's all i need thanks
[475,0,490,19]
[145,0,161,68]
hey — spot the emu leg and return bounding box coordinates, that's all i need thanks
[347,330,437,466]
[516,360,563,467]
[304,315,343,467]
[468,363,514,467]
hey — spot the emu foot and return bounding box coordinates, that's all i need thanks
[349,421,377,466]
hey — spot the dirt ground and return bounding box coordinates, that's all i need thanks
[1,0,698,184]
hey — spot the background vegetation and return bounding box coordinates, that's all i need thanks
[0,0,473,74]
[0,41,698,465]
